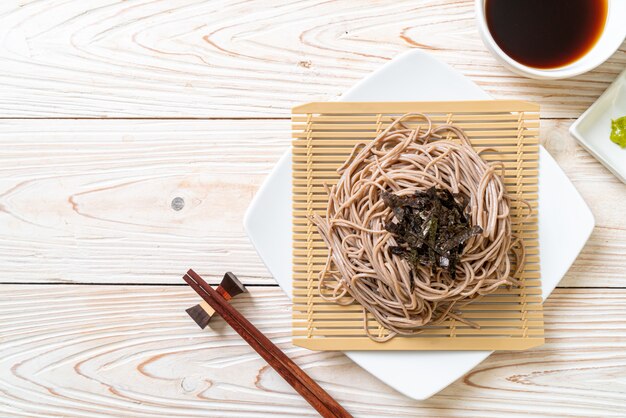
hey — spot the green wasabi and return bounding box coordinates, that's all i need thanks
[610,116,626,148]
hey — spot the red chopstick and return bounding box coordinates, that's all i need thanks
[183,269,352,418]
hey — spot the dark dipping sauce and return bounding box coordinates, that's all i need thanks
[485,0,608,69]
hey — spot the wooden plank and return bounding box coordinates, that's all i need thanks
[0,119,289,284]
[0,118,623,285]
[0,1,622,118]
[0,285,625,417]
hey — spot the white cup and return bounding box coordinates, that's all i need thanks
[475,0,626,79]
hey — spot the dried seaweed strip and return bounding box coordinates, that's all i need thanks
[383,186,482,278]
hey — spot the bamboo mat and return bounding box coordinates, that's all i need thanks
[291,101,543,351]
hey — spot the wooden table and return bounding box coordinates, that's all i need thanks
[1,1,624,417]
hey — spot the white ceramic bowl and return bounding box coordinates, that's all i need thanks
[475,0,626,79]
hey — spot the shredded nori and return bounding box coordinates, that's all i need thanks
[382,187,482,279]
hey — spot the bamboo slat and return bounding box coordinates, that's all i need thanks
[292,101,544,351]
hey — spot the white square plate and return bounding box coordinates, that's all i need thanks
[244,50,595,400]
[570,67,626,183]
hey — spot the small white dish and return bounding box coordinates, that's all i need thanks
[570,67,626,183]
[475,0,626,80]
[244,50,595,400]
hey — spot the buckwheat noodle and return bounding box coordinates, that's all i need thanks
[311,113,527,342]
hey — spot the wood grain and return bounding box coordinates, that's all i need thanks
[0,285,624,418]
[0,119,287,284]
[0,118,623,285]
[0,0,623,118]
[1,1,625,416]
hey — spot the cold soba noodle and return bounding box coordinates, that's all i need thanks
[312,114,526,342]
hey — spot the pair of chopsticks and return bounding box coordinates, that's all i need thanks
[183,269,352,418]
